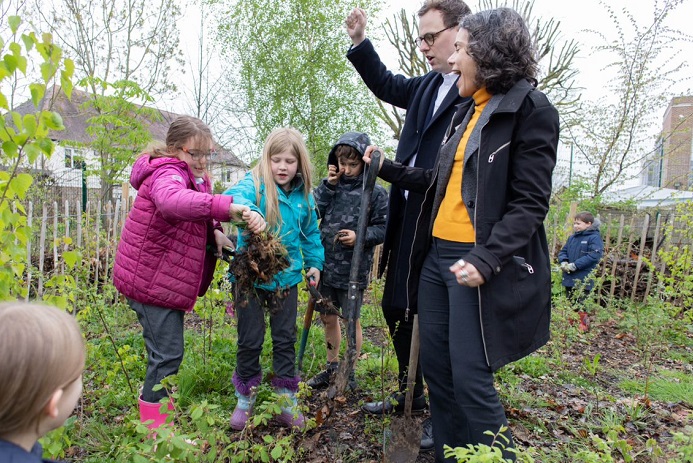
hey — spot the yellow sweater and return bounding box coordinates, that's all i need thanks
[432,87,491,243]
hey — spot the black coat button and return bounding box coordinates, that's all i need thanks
[466,201,475,208]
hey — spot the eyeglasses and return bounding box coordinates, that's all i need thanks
[181,147,216,161]
[414,25,455,47]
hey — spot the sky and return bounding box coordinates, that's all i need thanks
[171,0,693,189]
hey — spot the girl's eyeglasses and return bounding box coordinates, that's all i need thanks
[182,147,216,161]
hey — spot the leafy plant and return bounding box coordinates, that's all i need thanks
[0,14,73,301]
[443,426,533,463]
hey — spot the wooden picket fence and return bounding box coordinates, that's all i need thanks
[25,196,129,299]
[23,194,691,305]
[548,204,690,305]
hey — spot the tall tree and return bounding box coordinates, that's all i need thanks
[379,0,580,140]
[375,9,427,140]
[563,0,689,196]
[478,0,580,111]
[176,0,242,152]
[213,0,384,174]
[34,0,183,201]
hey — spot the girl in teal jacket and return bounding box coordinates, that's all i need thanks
[223,127,323,431]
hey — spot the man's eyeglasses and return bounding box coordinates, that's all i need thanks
[414,25,455,47]
[182,147,216,161]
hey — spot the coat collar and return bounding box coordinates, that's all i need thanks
[494,79,535,113]
[449,78,535,123]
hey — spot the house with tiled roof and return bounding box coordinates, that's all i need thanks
[10,86,247,203]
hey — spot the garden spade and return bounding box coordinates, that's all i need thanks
[297,287,316,373]
[384,314,421,463]
[329,148,382,399]
[297,278,343,373]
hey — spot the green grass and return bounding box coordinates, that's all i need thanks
[35,268,693,462]
[619,370,693,406]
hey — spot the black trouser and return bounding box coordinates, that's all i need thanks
[129,299,185,403]
[236,286,298,382]
[382,246,425,398]
[419,239,513,462]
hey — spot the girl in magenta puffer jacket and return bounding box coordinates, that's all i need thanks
[113,116,265,430]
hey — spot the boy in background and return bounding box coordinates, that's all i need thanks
[306,132,388,390]
[558,211,604,332]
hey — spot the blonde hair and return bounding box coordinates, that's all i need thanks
[252,127,313,229]
[0,302,86,436]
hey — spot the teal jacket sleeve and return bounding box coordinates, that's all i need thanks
[300,194,324,271]
[222,173,263,215]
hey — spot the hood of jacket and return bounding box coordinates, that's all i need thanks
[327,132,371,166]
[130,155,192,190]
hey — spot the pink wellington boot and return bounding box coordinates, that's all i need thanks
[139,396,174,429]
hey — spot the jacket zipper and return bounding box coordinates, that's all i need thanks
[404,166,439,322]
[475,119,492,368]
[487,142,509,163]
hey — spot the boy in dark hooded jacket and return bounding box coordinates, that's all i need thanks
[558,211,604,331]
[306,132,388,390]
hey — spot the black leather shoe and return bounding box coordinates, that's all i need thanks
[361,392,428,415]
[420,416,434,451]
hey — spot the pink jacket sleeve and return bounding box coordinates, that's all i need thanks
[149,165,233,222]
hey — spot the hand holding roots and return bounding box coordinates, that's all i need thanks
[228,232,290,310]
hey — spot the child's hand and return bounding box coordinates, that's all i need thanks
[337,229,356,247]
[243,210,266,234]
[327,164,343,185]
[229,203,249,222]
[229,204,266,233]
[213,229,235,257]
[560,262,570,273]
[306,267,320,287]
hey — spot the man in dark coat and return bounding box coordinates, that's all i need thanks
[345,0,471,450]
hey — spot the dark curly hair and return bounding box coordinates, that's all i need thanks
[461,8,538,94]
[418,0,471,28]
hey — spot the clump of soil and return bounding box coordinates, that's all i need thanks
[228,231,290,312]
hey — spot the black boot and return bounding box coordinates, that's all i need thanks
[420,416,434,451]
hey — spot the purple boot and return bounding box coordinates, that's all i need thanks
[230,372,261,431]
[272,376,305,430]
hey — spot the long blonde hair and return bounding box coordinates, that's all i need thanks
[252,127,313,229]
[0,302,86,436]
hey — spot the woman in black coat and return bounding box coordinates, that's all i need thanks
[364,8,559,462]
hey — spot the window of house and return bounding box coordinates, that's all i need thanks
[222,170,233,183]
[64,148,84,169]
